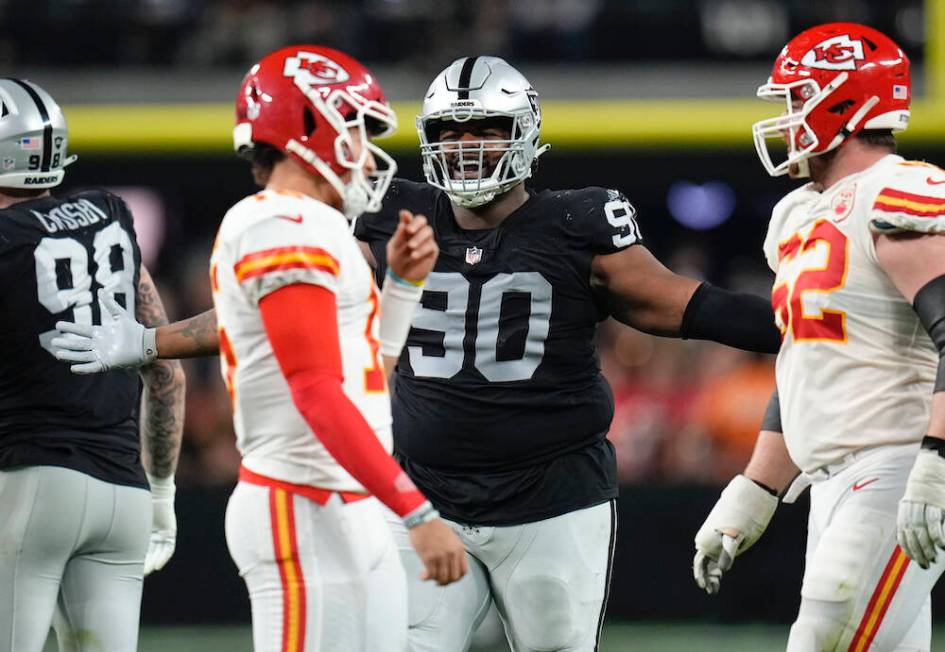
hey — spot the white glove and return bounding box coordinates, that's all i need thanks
[50,289,157,374]
[898,448,945,569]
[694,474,779,594]
[145,474,177,576]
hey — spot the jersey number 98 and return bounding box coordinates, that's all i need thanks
[33,222,136,353]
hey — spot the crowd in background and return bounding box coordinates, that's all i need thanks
[0,0,924,69]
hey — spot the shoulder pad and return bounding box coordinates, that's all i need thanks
[869,161,945,235]
[551,186,642,255]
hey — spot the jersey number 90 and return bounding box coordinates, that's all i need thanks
[407,272,553,382]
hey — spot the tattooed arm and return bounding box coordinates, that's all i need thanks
[137,265,186,479]
[155,309,220,359]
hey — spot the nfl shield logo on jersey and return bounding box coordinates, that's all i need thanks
[465,246,482,265]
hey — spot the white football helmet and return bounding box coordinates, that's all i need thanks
[0,79,76,189]
[418,56,550,208]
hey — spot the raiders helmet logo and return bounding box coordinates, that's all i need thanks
[284,52,350,87]
[801,35,866,71]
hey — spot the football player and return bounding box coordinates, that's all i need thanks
[52,57,782,651]
[692,23,945,650]
[54,46,467,652]
[0,79,185,652]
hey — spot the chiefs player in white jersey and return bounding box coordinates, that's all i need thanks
[692,23,945,651]
[199,46,464,652]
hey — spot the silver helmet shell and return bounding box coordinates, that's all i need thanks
[0,79,76,189]
[418,56,549,208]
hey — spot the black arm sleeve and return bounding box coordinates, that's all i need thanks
[761,388,782,433]
[913,274,945,393]
[679,282,781,354]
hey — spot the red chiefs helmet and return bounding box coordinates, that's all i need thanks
[234,45,398,217]
[753,23,910,177]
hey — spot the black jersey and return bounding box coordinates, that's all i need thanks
[356,179,642,524]
[0,189,146,488]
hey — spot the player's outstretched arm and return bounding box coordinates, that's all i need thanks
[876,231,945,568]
[694,391,798,594]
[591,246,781,353]
[136,265,186,575]
[51,303,219,374]
[154,310,220,359]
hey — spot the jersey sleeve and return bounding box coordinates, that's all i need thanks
[869,164,945,235]
[571,187,643,255]
[231,216,343,307]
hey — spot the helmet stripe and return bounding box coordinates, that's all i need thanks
[456,56,479,100]
[6,79,52,172]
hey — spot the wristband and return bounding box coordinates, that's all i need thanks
[403,501,439,529]
[143,327,158,363]
[921,435,945,459]
[146,473,176,501]
[386,268,425,288]
[750,478,779,497]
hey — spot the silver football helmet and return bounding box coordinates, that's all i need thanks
[0,79,76,189]
[418,56,550,208]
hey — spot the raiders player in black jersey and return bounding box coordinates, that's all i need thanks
[355,57,780,652]
[0,79,185,652]
[51,57,779,652]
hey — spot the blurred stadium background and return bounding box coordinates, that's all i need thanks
[13,0,945,648]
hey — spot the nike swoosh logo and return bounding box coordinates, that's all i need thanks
[852,478,879,491]
[275,214,304,224]
[928,177,945,185]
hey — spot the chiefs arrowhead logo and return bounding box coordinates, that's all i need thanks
[801,35,866,71]
[284,52,350,87]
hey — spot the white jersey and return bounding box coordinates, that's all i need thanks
[763,154,944,473]
[210,188,391,491]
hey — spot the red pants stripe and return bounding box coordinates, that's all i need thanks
[269,488,307,652]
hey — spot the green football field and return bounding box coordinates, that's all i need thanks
[40,623,945,651]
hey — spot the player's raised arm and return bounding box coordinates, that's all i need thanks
[875,227,945,568]
[135,265,186,575]
[591,244,781,353]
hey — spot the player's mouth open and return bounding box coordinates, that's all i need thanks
[450,159,494,181]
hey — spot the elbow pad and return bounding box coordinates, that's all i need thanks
[914,274,945,392]
[680,282,781,354]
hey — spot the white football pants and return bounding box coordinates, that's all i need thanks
[789,443,945,652]
[225,482,407,652]
[0,465,151,652]
[392,500,616,652]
